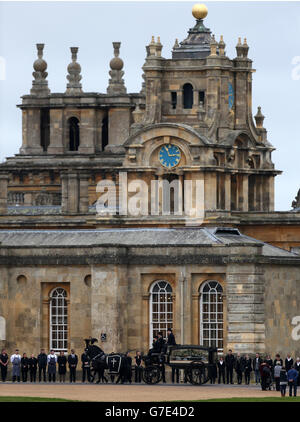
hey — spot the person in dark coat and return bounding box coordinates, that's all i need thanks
[273,353,283,367]
[47,350,57,382]
[81,350,91,383]
[125,352,132,383]
[28,354,38,383]
[217,356,226,384]
[266,355,274,383]
[0,349,9,382]
[37,348,47,382]
[280,366,288,397]
[21,353,29,382]
[57,351,67,383]
[285,354,294,371]
[287,367,298,397]
[157,332,166,353]
[295,357,300,386]
[68,349,78,383]
[235,353,244,385]
[167,328,176,346]
[134,351,143,383]
[225,349,235,384]
[244,354,252,385]
[157,332,166,383]
[253,353,262,384]
[209,362,217,384]
[260,361,271,391]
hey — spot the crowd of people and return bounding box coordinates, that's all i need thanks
[1,328,299,397]
[207,351,300,397]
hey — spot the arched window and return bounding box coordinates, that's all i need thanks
[183,83,193,109]
[68,117,80,151]
[150,281,173,344]
[200,281,223,351]
[50,288,68,351]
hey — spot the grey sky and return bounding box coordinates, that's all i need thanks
[0,1,299,210]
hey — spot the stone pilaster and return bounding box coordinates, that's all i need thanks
[91,264,128,352]
[79,173,90,214]
[0,174,8,214]
[48,109,64,154]
[226,261,265,353]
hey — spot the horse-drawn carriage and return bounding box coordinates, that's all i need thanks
[143,344,217,385]
[84,338,217,385]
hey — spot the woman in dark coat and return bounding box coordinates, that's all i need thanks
[244,354,252,385]
[57,351,67,383]
[21,353,29,382]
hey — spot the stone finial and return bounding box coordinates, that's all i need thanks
[254,106,265,128]
[107,42,126,95]
[173,38,179,49]
[219,35,226,56]
[292,189,300,210]
[236,37,243,58]
[31,43,50,95]
[156,37,163,57]
[242,37,249,58]
[148,36,157,56]
[209,34,218,56]
[66,47,83,95]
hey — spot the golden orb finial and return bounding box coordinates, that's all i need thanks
[192,3,208,20]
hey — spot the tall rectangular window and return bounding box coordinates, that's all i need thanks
[171,92,177,109]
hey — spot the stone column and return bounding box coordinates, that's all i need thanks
[67,172,79,214]
[78,109,96,154]
[79,173,90,213]
[241,174,249,211]
[224,173,231,211]
[0,174,9,214]
[48,109,64,154]
[192,293,199,344]
[107,107,131,149]
[205,172,217,210]
[20,109,43,154]
[61,173,68,213]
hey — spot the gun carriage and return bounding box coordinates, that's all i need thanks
[142,345,217,385]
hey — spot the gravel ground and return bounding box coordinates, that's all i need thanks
[0,383,281,402]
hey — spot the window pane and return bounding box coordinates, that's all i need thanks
[200,281,224,351]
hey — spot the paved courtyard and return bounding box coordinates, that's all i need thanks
[0,383,281,402]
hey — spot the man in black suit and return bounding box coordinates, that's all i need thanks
[68,349,78,383]
[253,353,262,384]
[167,328,176,346]
[225,349,235,384]
[157,332,166,383]
[285,353,294,371]
[217,356,226,384]
[37,348,47,382]
[295,357,300,386]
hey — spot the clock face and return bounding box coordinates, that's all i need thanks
[159,144,181,168]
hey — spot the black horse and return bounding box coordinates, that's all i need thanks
[84,338,108,383]
[84,338,129,384]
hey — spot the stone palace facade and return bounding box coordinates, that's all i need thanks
[0,4,299,356]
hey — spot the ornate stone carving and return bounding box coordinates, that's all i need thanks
[107,42,126,95]
[66,47,83,95]
[292,189,300,209]
[30,44,50,95]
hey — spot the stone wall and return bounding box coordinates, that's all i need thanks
[264,265,300,356]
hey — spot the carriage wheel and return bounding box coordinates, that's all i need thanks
[186,364,208,385]
[142,366,161,384]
